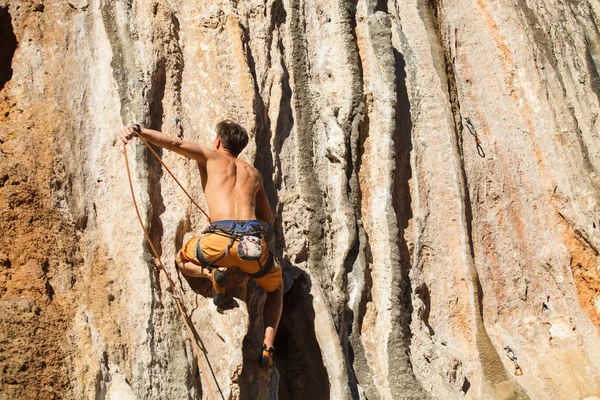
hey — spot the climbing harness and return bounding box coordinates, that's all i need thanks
[194,221,276,308]
[175,116,183,139]
[123,132,219,400]
[464,117,486,158]
[195,221,275,279]
[504,346,523,376]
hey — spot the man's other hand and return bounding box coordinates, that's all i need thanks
[118,125,138,144]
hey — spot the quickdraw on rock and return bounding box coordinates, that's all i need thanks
[175,116,183,139]
[465,117,486,158]
[504,346,523,376]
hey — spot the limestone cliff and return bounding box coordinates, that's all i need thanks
[1,0,599,399]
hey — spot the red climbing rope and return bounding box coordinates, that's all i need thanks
[123,139,217,400]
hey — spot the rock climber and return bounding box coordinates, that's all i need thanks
[118,120,282,368]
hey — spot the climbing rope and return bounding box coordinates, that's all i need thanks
[123,136,219,400]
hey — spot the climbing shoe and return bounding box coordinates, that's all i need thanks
[211,268,231,308]
[259,343,275,368]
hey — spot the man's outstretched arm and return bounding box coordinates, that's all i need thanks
[118,125,214,166]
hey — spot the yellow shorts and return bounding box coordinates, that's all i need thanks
[180,231,282,293]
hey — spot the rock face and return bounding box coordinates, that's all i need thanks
[1,0,599,399]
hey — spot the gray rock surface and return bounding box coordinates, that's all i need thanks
[1,0,599,399]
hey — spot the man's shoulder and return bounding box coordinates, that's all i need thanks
[235,158,264,182]
[206,151,231,166]
[206,154,259,173]
[233,157,258,171]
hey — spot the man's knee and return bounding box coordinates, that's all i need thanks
[176,250,196,275]
[175,250,184,269]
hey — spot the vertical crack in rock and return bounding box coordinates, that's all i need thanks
[144,5,206,398]
[0,7,17,90]
[370,14,427,400]
[346,77,377,395]
[340,0,366,288]
[344,1,376,378]
[340,232,361,398]
[145,0,186,274]
[274,274,330,399]
[270,0,331,396]
[100,0,144,122]
[272,12,292,169]
[269,0,294,254]
[356,5,429,398]
[343,4,376,395]
[144,51,166,400]
[346,222,374,398]
[146,56,166,265]
[146,2,186,263]
[386,18,440,394]
[288,0,326,276]
[241,15,280,227]
[427,0,529,398]
[331,2,370,398]
[390,44,421,396]
[99,15,154,382]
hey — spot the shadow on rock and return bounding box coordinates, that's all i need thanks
[180,267,250,311]
[274,270,329,400]
[238,266,329,400]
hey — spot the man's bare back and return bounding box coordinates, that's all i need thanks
[202,153,272,223]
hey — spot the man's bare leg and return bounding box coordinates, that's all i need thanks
[263,280,283,349]
[175,250,211,279]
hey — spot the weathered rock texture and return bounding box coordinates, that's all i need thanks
[1,0,600,399]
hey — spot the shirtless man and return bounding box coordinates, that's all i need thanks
[118,120,282,368]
